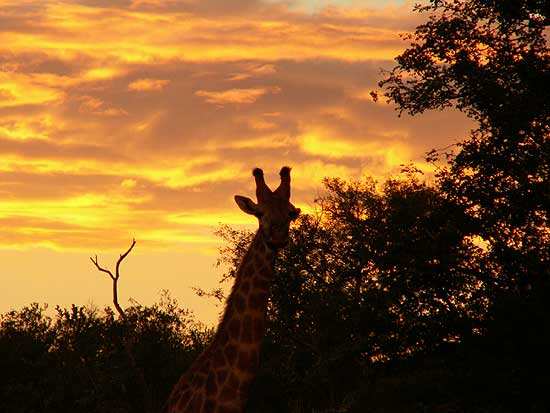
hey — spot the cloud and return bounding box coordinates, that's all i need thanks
[83,66,126,81]
[78,95,128,116]
[195,87,281,105]
[0,71,65,108]
[0,0,473,253]
[121,178,137,188]
[298,130,411,165]
[227,63,276,81]
[0,0,480,325]
[0,1,410,66]
[0,114,57,141]
[128,78,170,91]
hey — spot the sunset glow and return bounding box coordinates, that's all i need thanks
[0,0,472,323]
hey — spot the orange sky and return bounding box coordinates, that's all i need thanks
[0,0,472,325]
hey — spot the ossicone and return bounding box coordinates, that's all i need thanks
[275,166,291,199]
[253,167,271,202]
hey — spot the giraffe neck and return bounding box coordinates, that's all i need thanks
[164,230,277,413]
[218,229,275,343]
[207,230,275,408]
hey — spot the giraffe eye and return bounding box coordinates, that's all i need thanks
[255,211,264,218]
[289,209,300,220]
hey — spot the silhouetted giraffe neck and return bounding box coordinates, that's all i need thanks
[164,230,276,413]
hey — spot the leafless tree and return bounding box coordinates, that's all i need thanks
[90,239,152,412]
[90,238,136,320]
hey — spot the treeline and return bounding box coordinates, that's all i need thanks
[0,295,212,413]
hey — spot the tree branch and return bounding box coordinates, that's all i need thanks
[116,238,136,280]
[90,239,136,321]
[90,255,115,280]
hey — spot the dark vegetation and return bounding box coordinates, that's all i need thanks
[0,295,212,413]
[1,1,548,412]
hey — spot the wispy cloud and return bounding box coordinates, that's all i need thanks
[128,78,170,92]
[195,87,281,105]
[0,0,471,252]
[0,0,476,323]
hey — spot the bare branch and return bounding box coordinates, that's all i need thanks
[89,239,137,320]
[115,238,136,280]
[90,255,115,280]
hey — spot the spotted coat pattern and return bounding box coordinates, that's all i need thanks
[163,232,275,413]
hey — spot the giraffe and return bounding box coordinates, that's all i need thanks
[163,166,300,413]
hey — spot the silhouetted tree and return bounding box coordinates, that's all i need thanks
[379,1,550,410]
[379,0,550,292]
[0,295,211,413]
[0,303,55,413]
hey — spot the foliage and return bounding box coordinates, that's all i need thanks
[379,0,550,291]
[0,294,212,413]
[364,0,550,409]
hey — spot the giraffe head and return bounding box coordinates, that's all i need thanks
[235,166,300,250]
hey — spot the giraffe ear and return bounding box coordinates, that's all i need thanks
[234,195,260,216]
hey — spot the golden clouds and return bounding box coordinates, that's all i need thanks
[0,0,478,321]
[135,161,246,189]
[299,131,411,164]
[84,67,126,81]
[227,64,276,81]
[297,130,415,182]
[195,87,280,105]
[78,96,128,116]
[292,160,355,191]
[0,72,65,108]
[121,178,137,189]
[0,0,472,255]
[0,115,58,141]
[128,78,170,92]
[0,1,407,67]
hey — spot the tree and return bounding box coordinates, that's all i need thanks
[379,0,550,292]
[0,304,55,413]
[379,2,550,409]
[216,174,491,412]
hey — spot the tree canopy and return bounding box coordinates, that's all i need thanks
[0,294,211,413]
[380,0,550,292]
